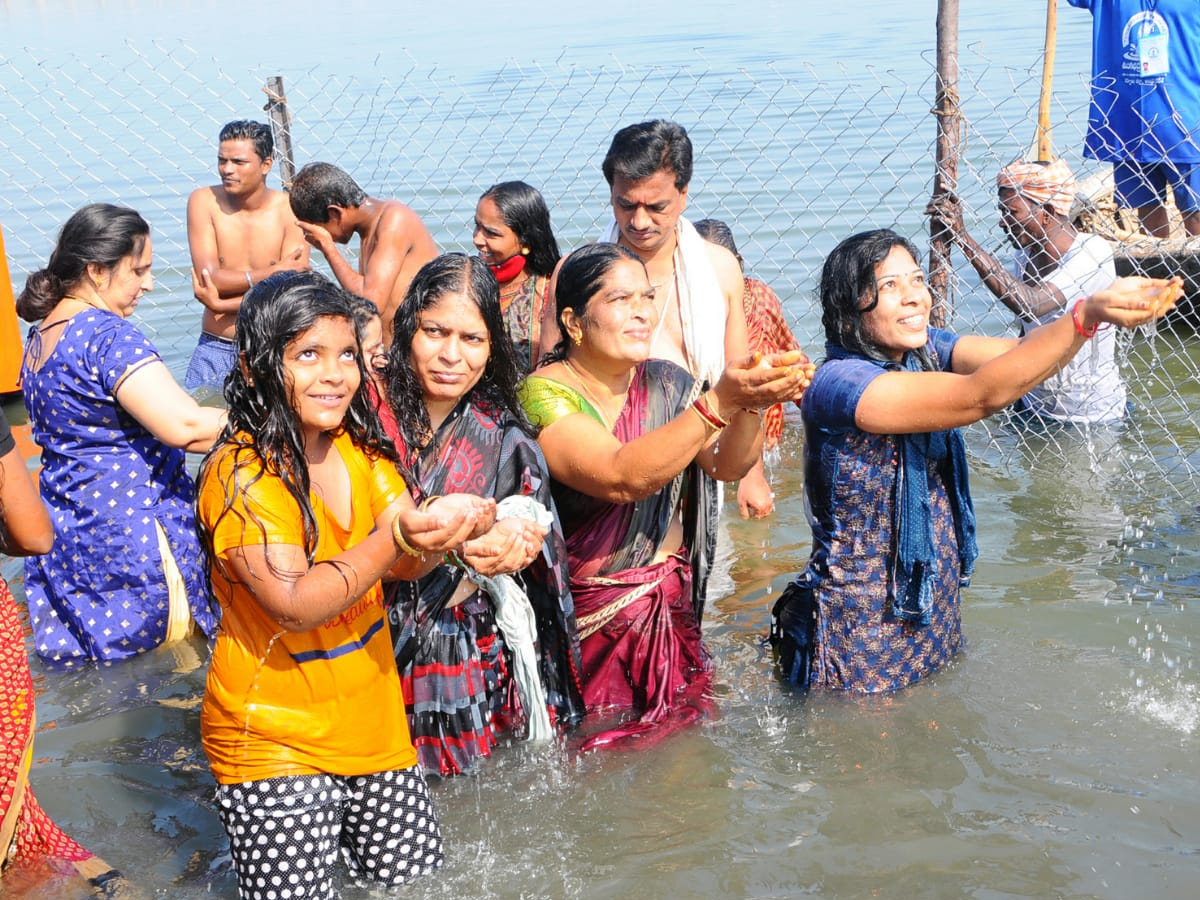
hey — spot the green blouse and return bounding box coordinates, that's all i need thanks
[518,375,605,430]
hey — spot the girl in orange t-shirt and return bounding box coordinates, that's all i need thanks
[195,272,543,900]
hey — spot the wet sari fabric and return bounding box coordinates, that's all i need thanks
[385,398,584,775]
[521,359,713,749]
[1,579,93,871]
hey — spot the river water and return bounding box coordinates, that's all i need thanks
[2,2,1199,899]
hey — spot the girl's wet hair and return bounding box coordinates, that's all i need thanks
[478,181,561,278]
[197,271,399,580]
[541,242,643,365]
[818,228,933,369]
[17,203,149,322]
[385,252,533,450]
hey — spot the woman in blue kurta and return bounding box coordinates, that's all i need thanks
[771,229,1177,693]
[17,204,226,664]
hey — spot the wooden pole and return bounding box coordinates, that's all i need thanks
[263,76,296,190]
[1036,0,1058,161]
[929,0,961,327]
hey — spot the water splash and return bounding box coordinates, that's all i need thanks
[1124,682,1200,735]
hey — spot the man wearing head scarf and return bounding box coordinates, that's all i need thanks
[929,157,1127,424]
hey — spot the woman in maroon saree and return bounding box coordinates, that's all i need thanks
[519,243,812,750]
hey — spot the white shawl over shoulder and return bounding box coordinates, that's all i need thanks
[598,217,726,385]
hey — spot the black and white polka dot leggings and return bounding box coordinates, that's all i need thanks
[215,767,444,900]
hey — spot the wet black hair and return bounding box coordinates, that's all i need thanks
[346,293,382,343]
[478,181,561,278]
[219,120,273,162]
[818,228,933,369]
[289,162,367,224]
[17,204,149,322]
[384,252,533,450]
[197,270,399,577]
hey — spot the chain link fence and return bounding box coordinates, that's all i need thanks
[2,38,1197,495]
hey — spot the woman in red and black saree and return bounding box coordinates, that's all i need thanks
[519,242,812,751]
[382,253,584,776]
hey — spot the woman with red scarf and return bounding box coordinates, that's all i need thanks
[472,181,561,372]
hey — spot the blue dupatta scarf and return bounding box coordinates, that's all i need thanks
[825,341,979,625]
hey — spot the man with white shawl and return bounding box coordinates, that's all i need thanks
[538,119,775,619]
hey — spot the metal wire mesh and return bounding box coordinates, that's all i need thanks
[1,39,1197,493]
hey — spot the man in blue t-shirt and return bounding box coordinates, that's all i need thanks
[1069,0,1200,238]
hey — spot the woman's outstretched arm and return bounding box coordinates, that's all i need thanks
[537,352,807,504]
[856,276,1178,435]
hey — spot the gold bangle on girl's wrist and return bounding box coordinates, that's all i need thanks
[391,514,422,557]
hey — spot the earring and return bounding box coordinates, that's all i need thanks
[572,333,582,346]
[521,247,530,256]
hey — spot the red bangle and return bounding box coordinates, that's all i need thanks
[701,395,731,427]
[1071,298,1099,339]
[691,396,728,430]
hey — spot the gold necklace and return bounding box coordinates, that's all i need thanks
[62,294,107,312]
[562,358,631,432]
[649,268,676,348]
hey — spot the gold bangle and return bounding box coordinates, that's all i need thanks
[419,494,442,512]
[696,393,730,428]
[689,402,721,432]
[391,514,422,557]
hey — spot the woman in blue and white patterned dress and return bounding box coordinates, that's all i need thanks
[17,204,226,664]
[771,229,1177,693]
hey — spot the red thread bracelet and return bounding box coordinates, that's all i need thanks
[1071,298,1099,339]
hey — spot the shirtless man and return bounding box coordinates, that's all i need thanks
[539,119,810,518]
[289,162,438,344]
[185,120,309,391]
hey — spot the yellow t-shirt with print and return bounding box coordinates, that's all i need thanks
[199,431,416,784]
